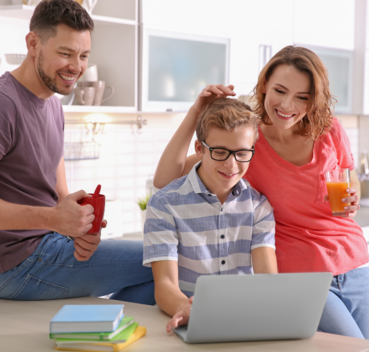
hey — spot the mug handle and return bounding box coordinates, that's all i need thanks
[101,86,115,104]
[80,90,85,105]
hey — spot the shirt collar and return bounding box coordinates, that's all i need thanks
[188,161,247,198]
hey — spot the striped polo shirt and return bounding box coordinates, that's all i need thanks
[143,162,275,297]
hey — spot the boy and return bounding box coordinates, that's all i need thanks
[143,98,277,332]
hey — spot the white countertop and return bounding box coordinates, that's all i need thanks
[2,297,369,352]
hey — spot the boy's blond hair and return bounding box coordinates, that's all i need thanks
[196,98,258,144]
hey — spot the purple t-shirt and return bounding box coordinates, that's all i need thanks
[0,72,64,273]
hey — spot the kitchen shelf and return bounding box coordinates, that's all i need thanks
[92,15,136,26]
[64,141,100,161]
[0,0,139,111]
[62,105,137,114]
[63,105,187,114]
[64,110,185,124]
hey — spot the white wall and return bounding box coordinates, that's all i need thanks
[64,124,172,235]
[63,114,196,236]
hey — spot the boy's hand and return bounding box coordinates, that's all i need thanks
[73,219,107,261]
[166,296,193,333]
[191,84,236,115]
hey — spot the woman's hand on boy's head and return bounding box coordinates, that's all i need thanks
[166,296,193,333]
[192,84,236,115]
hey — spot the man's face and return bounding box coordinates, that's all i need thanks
[35,24,91,96]
[195,125,255,199]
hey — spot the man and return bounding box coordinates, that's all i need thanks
[143,97,277,332]
[0,0,154,304]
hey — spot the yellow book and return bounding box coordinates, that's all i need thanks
[54,326,146,352]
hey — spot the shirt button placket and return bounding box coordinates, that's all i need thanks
[219,204,225,272]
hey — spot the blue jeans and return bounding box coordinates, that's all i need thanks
[318,266,369,339]
[0,233,155,304]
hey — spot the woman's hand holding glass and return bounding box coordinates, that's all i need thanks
[343,187,360,217]
[324,187,360,218]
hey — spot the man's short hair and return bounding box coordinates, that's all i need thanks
[30,0,94,44]
[196,98,259,144]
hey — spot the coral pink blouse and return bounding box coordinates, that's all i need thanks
[244,118,369,275]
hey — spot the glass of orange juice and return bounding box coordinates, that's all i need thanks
[324,168,350,216]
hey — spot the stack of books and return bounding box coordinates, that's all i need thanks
[50,305,146,352]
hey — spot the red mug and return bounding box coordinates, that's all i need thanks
[78,194,106,233]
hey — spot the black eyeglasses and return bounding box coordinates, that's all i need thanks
[202,141,255,163]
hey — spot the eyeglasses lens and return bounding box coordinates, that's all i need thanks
[211,149,253,162]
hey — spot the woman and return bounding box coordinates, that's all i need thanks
[153,46,369,339]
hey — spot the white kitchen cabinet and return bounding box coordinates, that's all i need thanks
[234,0,356,97]
[142,0,357,96]
[364,52,369,115]
[364,1,369,115]
[0,0,138,113]
[142,0,295,96]
[293,0,355,50]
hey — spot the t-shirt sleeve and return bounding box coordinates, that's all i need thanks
[143,195,179,267]
[0,94,16,161]
[330,118,355,171]
[250,187,276,250]
[53,95,65,157]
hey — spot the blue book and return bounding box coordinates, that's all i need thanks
[50,305,124,334]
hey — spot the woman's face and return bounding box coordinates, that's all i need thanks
[262,64,311,131]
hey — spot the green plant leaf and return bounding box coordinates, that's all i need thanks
[136,193,151,210]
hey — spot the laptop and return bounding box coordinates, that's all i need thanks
[173,272,332,344]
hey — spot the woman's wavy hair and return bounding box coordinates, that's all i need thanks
[196,97,258,144]
[253,45,336,140]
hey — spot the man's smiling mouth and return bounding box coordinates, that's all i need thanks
[58,73,77,81]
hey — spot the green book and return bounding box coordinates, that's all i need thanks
[50,317,134,341]
[54,322,139,345]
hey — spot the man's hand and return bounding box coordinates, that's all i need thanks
[50,190,95,237]
[73,220,107,261]
[166,296,193,333]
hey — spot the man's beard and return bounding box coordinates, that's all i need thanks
[37,50,73,96]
